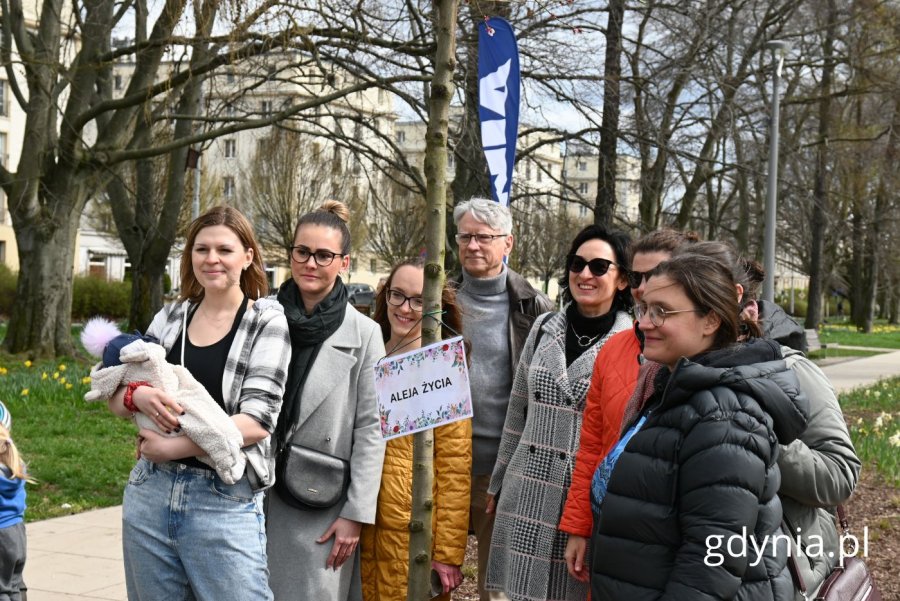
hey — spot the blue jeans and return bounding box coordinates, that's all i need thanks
[122,459,272,601]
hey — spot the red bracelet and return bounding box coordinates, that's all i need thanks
[123,381,152,413]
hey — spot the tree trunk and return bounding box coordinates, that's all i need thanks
[860,97,899,332]
[805,0,836,330]
[733,134,751,253]
[594,0,625,227]
[409,1,458,599]
[4,203,81,356]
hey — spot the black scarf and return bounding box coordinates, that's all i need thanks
[274,277,349,449]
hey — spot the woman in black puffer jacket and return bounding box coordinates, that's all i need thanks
[589,253,809,601]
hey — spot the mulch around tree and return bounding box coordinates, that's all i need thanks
[452,468,899,600]
[844,468,900,600]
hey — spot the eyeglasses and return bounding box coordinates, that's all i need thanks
[627,270,651,289]
[567,255,620,277]
[386,289,424,312]
[634,303,704,327]
[290,246,345,266]
[455,233,508,245]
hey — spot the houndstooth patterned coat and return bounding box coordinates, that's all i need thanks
[486,309,633,601]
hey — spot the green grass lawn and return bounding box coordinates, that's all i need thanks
[840,376,900,486]
[807,347,884,361]
[820,322,900,349]
[1,354,137,521]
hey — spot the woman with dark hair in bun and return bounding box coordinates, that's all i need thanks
[267,200,386,601]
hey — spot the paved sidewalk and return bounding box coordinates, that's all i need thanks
[818,348,900,394]
[24,506,125,600]
[21,350,900,600]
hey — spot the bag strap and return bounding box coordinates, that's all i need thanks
[785,505,851,599]
[836,503,850,535]
[532,313,553,356]
[783,518,810,597]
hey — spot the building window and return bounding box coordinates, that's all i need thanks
[223,176,236,199]
[0,132,6,221]
[261,100,273,117]
[579,205,588,217]
[226,70,235,83]
[537,163,543,183]
[88,253,107,279]
[114,74,123,91]
[526,161,532,180]
[577,160,587,171]
[396,130,406,144]
[377,89,386,104]
[225,104,236,117]
[224,139,237,158]
[578,182,589,195]
[370,258,377,272]
[0,80,6,116]
[0,241,5,263]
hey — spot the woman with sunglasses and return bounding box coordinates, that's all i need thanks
[485,225,633,601]
[561,229,699,581]
[590,253,808,601]
[359,258,471,601]
[267,201,386,601]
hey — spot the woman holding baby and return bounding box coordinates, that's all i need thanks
[105,206,290,600]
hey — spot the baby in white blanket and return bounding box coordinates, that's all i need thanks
[81,317,245,484]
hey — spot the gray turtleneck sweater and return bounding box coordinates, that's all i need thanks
[458,267,513,475]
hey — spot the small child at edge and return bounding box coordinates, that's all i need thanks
[0,400,30,601]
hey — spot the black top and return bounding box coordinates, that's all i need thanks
[564,301,619,367]
[166,296,248,469]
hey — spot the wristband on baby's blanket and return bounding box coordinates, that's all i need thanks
[123,381,152,413]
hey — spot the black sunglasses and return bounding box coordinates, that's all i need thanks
[626,270,650,289]
[567,255,620,277]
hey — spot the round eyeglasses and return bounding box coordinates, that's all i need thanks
[387,289,424,312]
[290,246,345,266]
[634,303,704,327]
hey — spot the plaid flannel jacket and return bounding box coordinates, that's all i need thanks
[146,297,291,490]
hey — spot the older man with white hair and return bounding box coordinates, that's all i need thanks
[453,198,553,601]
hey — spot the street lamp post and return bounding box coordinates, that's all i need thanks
[762,40,791,303]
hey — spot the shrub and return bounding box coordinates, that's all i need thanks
[0,269,130,320]
[778,299,807,318]
[0,264,15,316]
[71,276,131,320]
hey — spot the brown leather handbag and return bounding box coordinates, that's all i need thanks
[786,505,882,601]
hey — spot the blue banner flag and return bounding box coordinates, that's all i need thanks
[478,18,520,207]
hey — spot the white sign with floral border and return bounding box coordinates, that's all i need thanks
[373,336,472,441]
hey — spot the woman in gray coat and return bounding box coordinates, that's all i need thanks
[486,225,633,601]
[735,256,860,598]
[267,201,386,601]
[681,241,860,599]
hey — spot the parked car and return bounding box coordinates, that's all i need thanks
[347,283,375,313]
